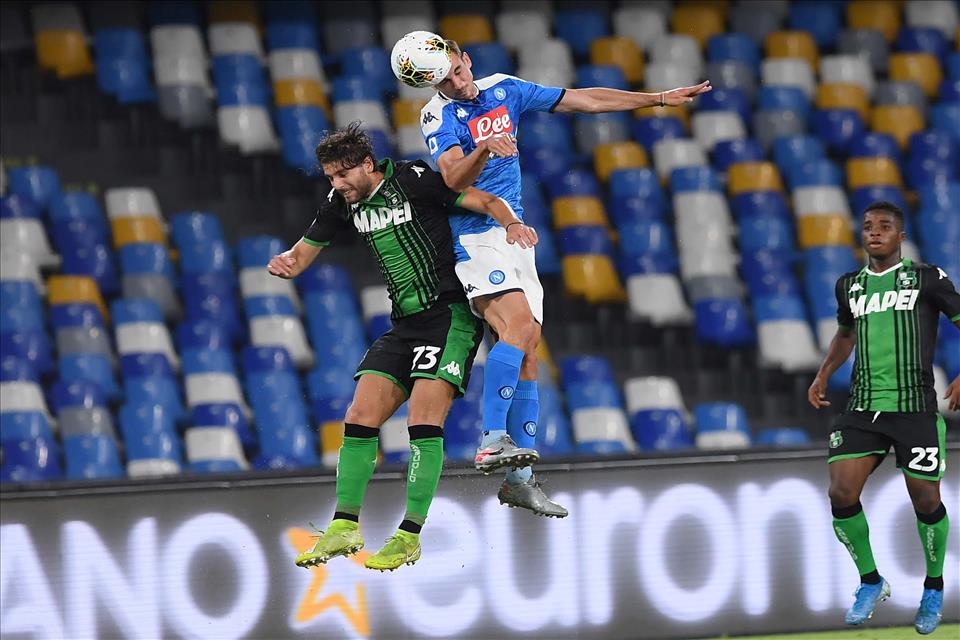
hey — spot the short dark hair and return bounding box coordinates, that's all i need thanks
[444,39,462,57]
[315,121,375,169]
[863,201,904,226]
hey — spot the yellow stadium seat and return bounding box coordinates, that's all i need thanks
[847,0,901,42]
[816,83,870,121]
[439,15,493,46]
[553,196,609,228]
[846,157,904,190]
[765,31,819,68]
[392,99,428,128]
[727,162,784,195]
[562,255,627,304]
[274,78,328,108]
[536,336,558,383]
[671,4,725,47]
[112,217,166,248]
[634,103,690,130]
[594,142,648,182]
[590,36,644,83]
[678,0,730,18]
[320,421,344,459]
[798,215,854,249]
[871,105,925,148]
[48,275,109,323]
[36,31,94,78]
[208,0,261,27]
[889,53,943,97]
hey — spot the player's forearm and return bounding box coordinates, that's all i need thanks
[287,240,322,278]
[557,87,661,113]
[816,332,855,381]
[460,188,520,228]
[440,146,489,191]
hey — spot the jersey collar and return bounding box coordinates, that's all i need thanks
[863,258,909,277]
[436,84,481,103]
[360,158,395,204]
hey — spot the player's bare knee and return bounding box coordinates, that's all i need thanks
[344,403,384,428]
[828,483,860,508]
[909,485,941,514]
[502,316,538,353]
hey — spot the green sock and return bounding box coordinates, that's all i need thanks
[403,425,444,527]
[334,425,380,517]
[833,508,878,577]
[916,505,949,582]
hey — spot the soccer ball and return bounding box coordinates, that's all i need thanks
[390,31,452,88]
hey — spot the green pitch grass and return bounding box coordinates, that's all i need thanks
[710,624,959,640]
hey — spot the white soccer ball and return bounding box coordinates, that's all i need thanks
[390,31,453,88]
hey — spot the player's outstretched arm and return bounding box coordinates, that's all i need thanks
[945,375,960,412]
[808,328,855,409]
[554,81,712,113]
[436,134,517,192]
[267,239,323,280]
[458,187,538,249]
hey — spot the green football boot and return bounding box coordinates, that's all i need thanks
[295,519,364,568]
[363,530,421,572]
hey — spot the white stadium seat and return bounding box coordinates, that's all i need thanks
[217,106,279,154]
[820,55,875,98]
[624,376,687,415]
[518,39,574,78]
[115,322,180,370]
[816,317,837,351]
[514,65,574,91]
[644,61,701,93]
[150,25,206,63]
[572,407,636,450]
[673,192,733,229]
[127,458,181,478]
[268,49,326,88]
[105,187,162,219]
[905,1,958,39]
[653,138,707,181]
[496,11,550,52]
[332,100,390,131]
[0,381,53,424]
[185,426,248,468]
[154,56,210,88]
[383,15,438,53]
[679,246,738,281]
[397,125,426,157]
[758,320,822,372]
[761,58,816,98]
[378,414,411,461]
[792,186,851,217]
[239,267,302,312]
[184,373,252,418]
[0,219,59,268]
[691,111,746,152]
[209,22,264,59]
[627,274,693,327]
[0,251,45,293]
[614,6,668,51]
[649,35,703,72]
[696,430,751,450]
[360,286,391,322]
[249,316,314,369]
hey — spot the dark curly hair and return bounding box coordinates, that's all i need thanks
[863,201,904,228]
[315,121,375,170]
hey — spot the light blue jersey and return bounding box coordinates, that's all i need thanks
[419,73,564,262]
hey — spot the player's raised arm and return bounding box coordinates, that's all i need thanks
[457,186,538,249]
[554,80,713,113]
[267,239,323,279]
[436,134,517,192]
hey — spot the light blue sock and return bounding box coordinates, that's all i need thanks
[506,379,538,485]
[480,429,507,448]
[482,342,524,432]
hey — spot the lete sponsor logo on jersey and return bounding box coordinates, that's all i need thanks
[468,105,513,143]
[849,289,919,318]
[352,202,414,233]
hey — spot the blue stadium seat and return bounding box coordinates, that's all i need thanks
[517,148,566,181]
[812,109,865,154]
[120,243,174,278]
[918,182,960,213]
[828,353,855,392]
[753,294,808,322]
[465,42,515,78]
[940,77,960,103]
[64,434,124,479]
[694,401,751,434]
[631,408,693,451]
[0,194,40,219]
[907,131,960,190]
[121,352,175,380]
[125,378,186,423]
[758,86,811,121]
[171,212,226,249]
[633,117,686,151]
[7,165,61,210]
[120,403,182,463]
[215,81,270,107]
[739,211,796,254]
[896,27,948,60]
[560,354,614,385]
[212,54,267,85]
[52,380,106,414]
[732,191,791,223]
[313,395,350,425]
[618,220,679,273]
[367,129,394,161]
[608,167,664,207]
[50,302,103,329]
[60,244,120,297]
[803,246,858,320]
[850,185,907,220]
[713,139,765,173]
[366,314,392,342]
[555,9,609,57]
[937,316,960,379]
[440,396,483,462]
[237,236,285,270]
[849,132,902,161]
[788,159,844,189]
[558,225,613,257]
[1,356,36,382]
[707,34,760,72]
[670,166,722,193]
[1,411,54,442]
[266,22,320,52]
[255,417,318,466]
[52,217,109,252]
[182,348,235,375]
[147,0,202,26]
[112,298,163,324]
[243,294,297,318]
[49,191,104,224]
[265,1,319,23]
[560,355,621,411]
[694,299,754,346]
[341,47,394,96]
[307,366,358,403]
[1,284,43,333]
[772,135,825,179]
[0,437,63,482]
[608,196,667,227]
[180,240,235,275]
[755,428,811,447]
[243,345,295,373]
[576,65,627,90]
[788,1,842,48]
[697,87,751,126]
[94,30,156,104]
[1,331,53,376]
[176,319,230,352]
[59,353,120,402]
[546,168,601,199]
[192,403,257,452]
[298,263,354,295]
[948,52,960,80]
[535,384,574,458]
[519,111,574,155]
[577,440,629,456]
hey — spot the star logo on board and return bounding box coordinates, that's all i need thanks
[286,527,371,637]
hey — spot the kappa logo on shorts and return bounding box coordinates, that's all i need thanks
[499,385,515,399]
[463,283,478,294]
[523,421,537,437]
[489,270,506,285]
[829,430,843,449]
[440,361,462,378]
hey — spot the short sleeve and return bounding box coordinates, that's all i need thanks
[926,266,960,322]
[513,77,565,114]
[400,161,465,210]
[836,276,854,329]
[420,103,462,163]
[302,187,349,247]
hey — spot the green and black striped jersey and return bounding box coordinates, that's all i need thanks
[836,259,960,413]
[302,158,467,320]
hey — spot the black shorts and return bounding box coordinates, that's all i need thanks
[355,300,483,398]
[827,411,948,480]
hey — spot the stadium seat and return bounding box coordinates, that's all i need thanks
[7,165,61,210]
[671,4,724,48]
[757,321,821,372]
[707,33,761,72]
[755,428,811,447]
[761,57,815,98]
[908,131,960,189]
[871,105,925,149]
[712,139,764,173]
[694,299,754,347]
[753,109,806,151]
[793,185,851,218]
[185,426,248,472]
[757,85,811,121]
[574,112,630,155]
[171,212,225,249]
[652,139,707,181]
[59,353,120,401]
[706,60,757,100]
[36,30,94,79]
[0,219,58,268]
[897,26,949,60]
[905,1,959,37]
[496,8,549,52]
[208,0,260,27]
[813,109,866,154]
[691,111,746,152]
[64,434,124,479]
[847,157,904,190]
[590,37,643,83]
[889,53,942,99]
[631,409,693,451]
[837,28,889,75]
[788,1,842,48]
[594,142,647,182]
[765,30,818,69]
[614,5,667,52]
[645,61,700,94]
[693,402,751,449]
[1,194,40,220]
[48,275,109,322]
[552,197,608,228]
[798,214,854,249]
[816,84,870,122]
[698,87,752,126]
[848,1,900,42]
[0,379,54,424]
[727,162,784,196]
[439,14,493,46]
[1,411,53,442]
[0,437,63,482]
[626,274,691,326]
